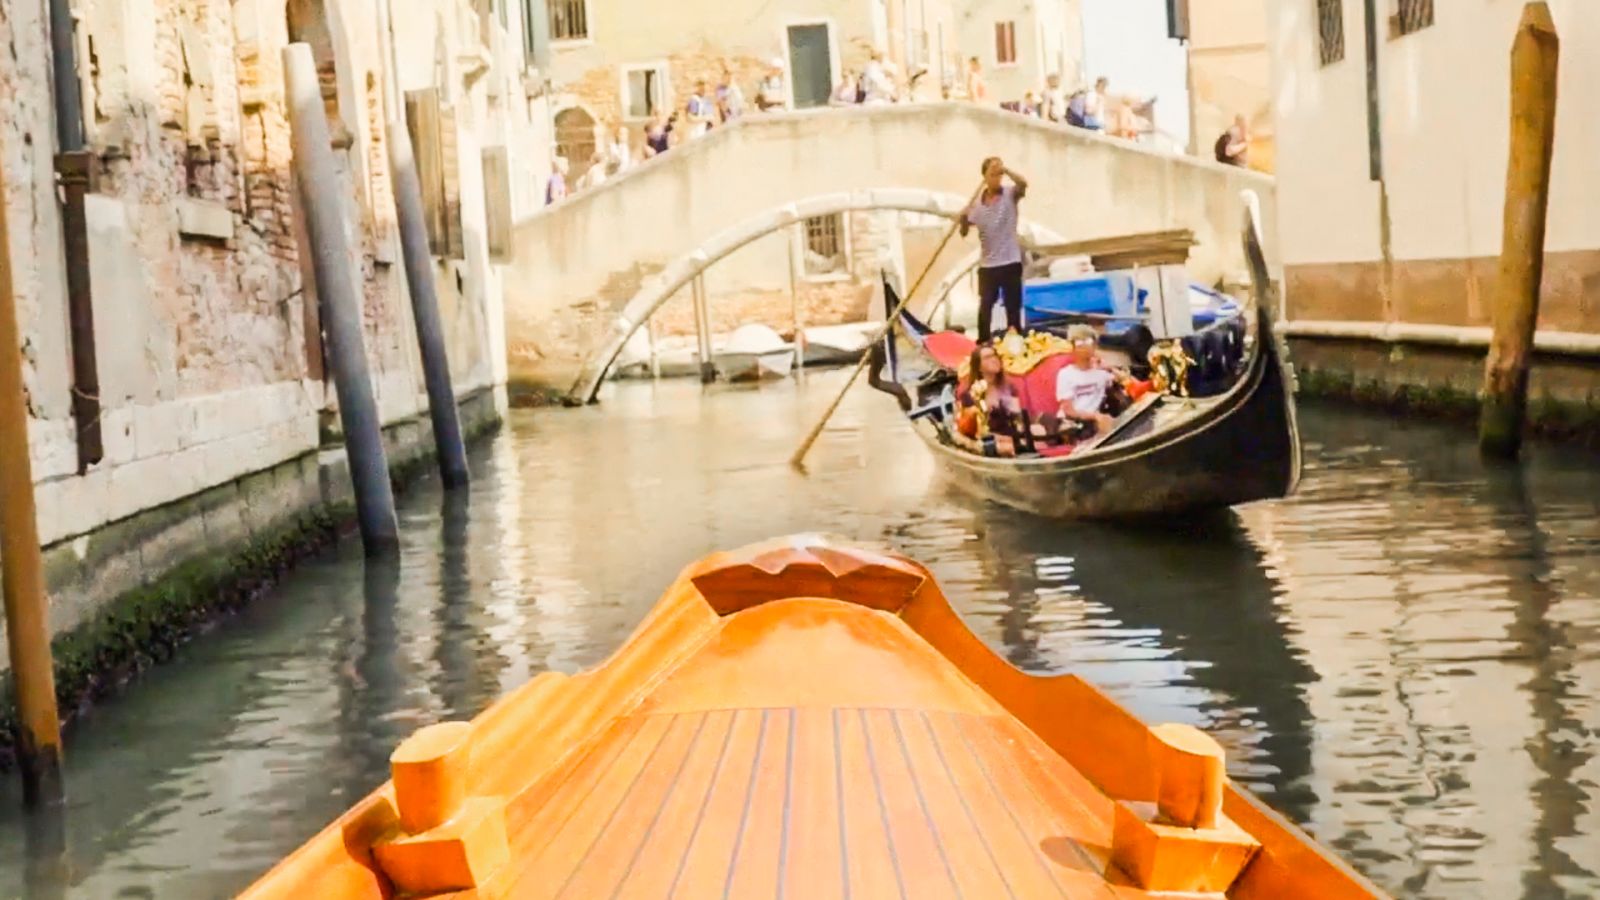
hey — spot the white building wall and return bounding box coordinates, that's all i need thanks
[1268,0,1600,330]
[1270,0,1600,264]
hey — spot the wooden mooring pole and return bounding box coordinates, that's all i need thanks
[284,44,401,556]
[0,150,65,807]
[1480,2,1559,459]
[376,0,469,490]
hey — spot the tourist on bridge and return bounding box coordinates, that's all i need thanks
[1215,114,1251,167]
[862,50,898,104]
[958,157,1029,342]
[1070,77,1109,131]
[965,57,987,103]
[575,152,609,192]
[686,81,717,138]
[830,68,862,106]
[643,115,670,158]
[544,156,568,205]
[607,125,633,173]
[1041,73,1067,122]
[716,66,746,121]
[755,60,788,111]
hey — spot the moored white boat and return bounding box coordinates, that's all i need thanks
[712,323,795,381]
[799,321,878,366]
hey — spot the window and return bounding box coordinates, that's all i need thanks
[405,88,456,257]
[521,0,550,68]
[1316,0,1345,66]
[622,66,665,119]
[802,214,846,276]
[1392,0,1433,36]
[549,0,588,41]
[994,21,1017,66]
[908,28,930,69]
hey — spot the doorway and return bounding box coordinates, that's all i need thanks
[786,23,833,109]
[554,106,598,180]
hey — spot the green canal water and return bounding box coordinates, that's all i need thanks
[2,370,1598,898]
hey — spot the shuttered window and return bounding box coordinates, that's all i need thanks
[1316,0,1345,66]
[549,0,588,41]
[995,21,1017,66]
[482,147,512,263]
[803,214,846,276]
[1393,0,1433,36]
[403,88,462,259]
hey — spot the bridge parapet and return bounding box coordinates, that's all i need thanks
[504,103,1276,400]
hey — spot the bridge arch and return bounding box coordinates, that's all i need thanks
[567,188,1065,403]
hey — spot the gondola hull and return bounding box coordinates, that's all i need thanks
[914,305,1300,519]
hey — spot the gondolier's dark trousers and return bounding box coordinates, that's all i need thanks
[977,262,1024,342]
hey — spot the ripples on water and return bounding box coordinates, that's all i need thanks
[1,371,1598,898]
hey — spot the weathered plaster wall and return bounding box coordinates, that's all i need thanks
[1,0,544,674]
[504,102,1277,394]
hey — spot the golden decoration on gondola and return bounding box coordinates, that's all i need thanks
[1147,340,1194,397]
[955,330,1077,382]
[969,379,991,439]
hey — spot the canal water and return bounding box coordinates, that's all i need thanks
[2,371,1598,899]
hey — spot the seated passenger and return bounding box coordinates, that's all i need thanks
[1055,325,1129,439]
[957,343,1025,457]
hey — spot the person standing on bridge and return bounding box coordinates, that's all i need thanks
[959,157,1029,342]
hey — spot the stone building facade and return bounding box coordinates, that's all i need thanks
[530,0,979,344]
[0,0,551,676]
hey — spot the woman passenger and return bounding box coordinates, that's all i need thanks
[958,343,1025,457]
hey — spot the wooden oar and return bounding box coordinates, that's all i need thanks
[790,183,983,470]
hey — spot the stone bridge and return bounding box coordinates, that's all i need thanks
[504,103,1277,401]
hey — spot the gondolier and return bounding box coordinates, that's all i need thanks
[958,157,1029,342]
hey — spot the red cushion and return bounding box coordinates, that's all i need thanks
[1011,355,1075,419]
[923,331,977,370]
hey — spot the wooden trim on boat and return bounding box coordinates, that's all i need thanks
[243,537,1382,899]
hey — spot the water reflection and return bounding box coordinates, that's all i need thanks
[975,511,1319,821]
[0,376,1595,899]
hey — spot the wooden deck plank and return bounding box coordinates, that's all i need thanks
[922,710,1076,899]
[511,714,676,898]
[609,710,738,899]
[662,707,770,898]
[891,709,1018,899]
[835,706,907,899]
[992,714,1118,854]
[860,708,962,900]
[723,708,794,898]
[507,716,649,864]
[778,707,848,900]
[963,720,1125,899]
[554,712,708,899]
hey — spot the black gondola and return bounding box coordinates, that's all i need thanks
[871,209,1302,519]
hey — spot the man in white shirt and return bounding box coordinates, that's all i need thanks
[1055,325,1119,435]
[1041,73,1067,122]
[574,152,609,192]
[862,51,897,104]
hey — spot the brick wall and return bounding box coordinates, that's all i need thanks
[0,0,538,537]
